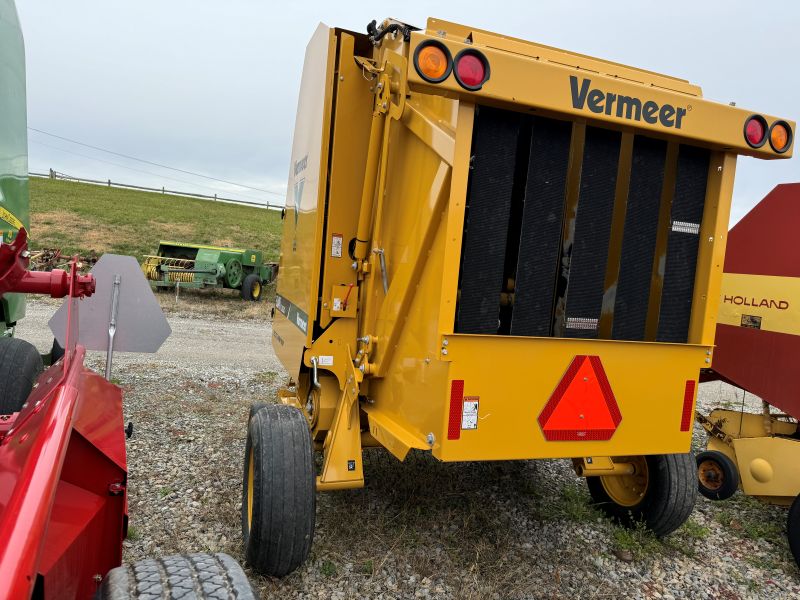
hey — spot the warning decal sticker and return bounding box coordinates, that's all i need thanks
[462,396,479,430]
[331,233,343,258]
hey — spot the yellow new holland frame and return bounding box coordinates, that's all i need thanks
[269,19,793,494]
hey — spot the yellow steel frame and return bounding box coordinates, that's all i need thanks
[702,408,800,505]
[271,18,794,491]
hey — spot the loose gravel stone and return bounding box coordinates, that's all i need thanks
[16,297,800,599]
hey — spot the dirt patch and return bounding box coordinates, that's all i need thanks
[32,210,137,253]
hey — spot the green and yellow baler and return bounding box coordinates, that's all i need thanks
[143,241,276,301]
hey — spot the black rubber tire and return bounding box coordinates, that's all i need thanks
[587,453,697,537]
[50,338,65,366]
[242,404,315,577]
[98,552,255,599]
[248,401,269,423]
[241,273,263,302]
[0,337,44,414]
[788,494,800,568]
[696,450,740,501]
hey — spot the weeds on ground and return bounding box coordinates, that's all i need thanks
[610,521,662,560]
[680,517,710,540]
[359,560,374,576]
[126,526,141,541]
[320,560,338,578]
[535,482,601,523]
[714,496,784,542]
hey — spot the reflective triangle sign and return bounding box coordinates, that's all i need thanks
[538,355,621,441]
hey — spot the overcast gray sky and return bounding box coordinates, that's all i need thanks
[16,0,799,221]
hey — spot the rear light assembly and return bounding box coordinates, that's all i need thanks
[769,120,793,153]
[413,41,491,91]
[744,115,768,148]
[744,115,793,153]
[454,49,490,91]
[413,40,452,83]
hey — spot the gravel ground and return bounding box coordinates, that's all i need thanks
[16,295,800,599]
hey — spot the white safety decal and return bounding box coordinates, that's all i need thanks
[318,355,334,366]
[462,397,479,430]
[331,233,343,258]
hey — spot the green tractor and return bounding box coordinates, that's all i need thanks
[0,0,52,414]
[143,241,277,301]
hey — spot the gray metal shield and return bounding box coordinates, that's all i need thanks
[49,254,171,352]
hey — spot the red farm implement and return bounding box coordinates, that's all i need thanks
[0,230,255,599]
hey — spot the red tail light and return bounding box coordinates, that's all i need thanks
[744,115,768,148]
[454,49,490,91]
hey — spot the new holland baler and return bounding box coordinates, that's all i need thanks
[694,183,800,566]
[241,17,795,576]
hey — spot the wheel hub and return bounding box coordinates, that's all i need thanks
[600,456,649,507]
[698,459,724,491]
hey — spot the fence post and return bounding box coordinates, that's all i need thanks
[108,179,111,187]
[162,186,165,194]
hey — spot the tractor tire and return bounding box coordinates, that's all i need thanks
[241,273,263,302]
[242,404,315,577]
[0,337,43,414]
[50,338,64,365]
[788,493,800,568]
[248,401,269,423]
[98,553,255,599]
[586,453,697,537]
[696,450,739,501]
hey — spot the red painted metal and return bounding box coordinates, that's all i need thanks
[538,355,622,441]
[680,380,696,431]
[0,234,126,599]
[723,183,800,278]
[710,183,800,419]
[447,380,465,440]
[0,228,95,298]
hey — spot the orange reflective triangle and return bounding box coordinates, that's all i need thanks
[538,355,621,441]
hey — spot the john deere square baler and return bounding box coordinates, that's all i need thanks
[143,241,275,301]
[241,18,795,576]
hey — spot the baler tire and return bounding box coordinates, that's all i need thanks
[586,453,697,537]
[696,450,739,501]
[787,493,800,567]
[98,552,255,599]
[248,401,269,423]
[241,273,263,301]
[242,404,315,577]
[0,337,43,414]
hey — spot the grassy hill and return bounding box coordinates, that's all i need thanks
[29,178,284,260]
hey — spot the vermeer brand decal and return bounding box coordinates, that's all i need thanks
[570,76,688,129]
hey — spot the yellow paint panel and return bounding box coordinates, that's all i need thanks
[733,436,800,498]
[407,32,794,160]
[273,23,337,366]
[438,335,707,461]
[718,273,800,336]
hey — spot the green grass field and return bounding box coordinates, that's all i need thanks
[29,178,284,260]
